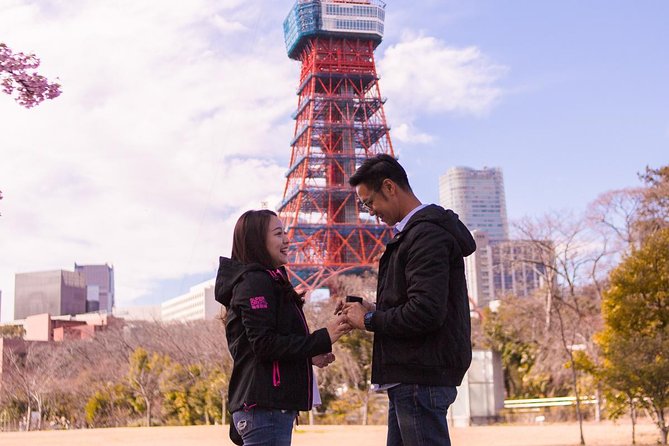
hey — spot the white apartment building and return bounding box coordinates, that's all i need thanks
[160,279,220,322]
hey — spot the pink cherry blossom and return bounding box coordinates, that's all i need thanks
[0,42,61,108]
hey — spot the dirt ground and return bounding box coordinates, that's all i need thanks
[0,420,660,446]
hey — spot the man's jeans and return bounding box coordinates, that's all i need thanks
[386,384,458,446]
[232,407,297,446]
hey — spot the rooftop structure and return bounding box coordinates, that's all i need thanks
[284,0,386,59]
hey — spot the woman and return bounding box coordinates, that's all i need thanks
[215,209,349,446]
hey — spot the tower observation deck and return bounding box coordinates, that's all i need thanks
[279,0,395,292]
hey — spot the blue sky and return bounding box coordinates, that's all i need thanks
[1,0,667,320]
[387,0,668,218]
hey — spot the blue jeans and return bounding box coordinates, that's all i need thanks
[232,407,297,446]
[386,384,458,446]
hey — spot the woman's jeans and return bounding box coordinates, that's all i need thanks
[386,384,458,446]
[232,407,298,446]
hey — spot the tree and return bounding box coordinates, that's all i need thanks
[2,342,64,430]
[84,383,135,428]
[315,274,378,424]
[0,325,25,338]
[161,363,226,426]
[127,347,170,427]
[481,297,546,398]
[596,228,669,444]
[636,165,669,238]
[0,43,61,108]
[1,43,62,217]
[586,188,645,253]
[514,212,612,444]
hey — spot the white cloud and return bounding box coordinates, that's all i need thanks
[379,32,507,142]
[212,14,248,34]
[392,123,434,144]
[0,0,297,319]
[0,2,509,321]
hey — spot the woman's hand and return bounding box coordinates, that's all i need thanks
[312,352,335,368]
[326,313,351,343]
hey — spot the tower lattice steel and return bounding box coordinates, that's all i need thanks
[279,0,394,292]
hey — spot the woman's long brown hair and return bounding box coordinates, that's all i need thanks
[230,209,304,307]
[231,209,277,268]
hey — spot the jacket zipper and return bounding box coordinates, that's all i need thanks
[293,302,313,408]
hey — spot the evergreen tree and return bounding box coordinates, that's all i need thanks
[597,228,669,444]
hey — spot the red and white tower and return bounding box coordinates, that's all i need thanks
[279,0,394,291]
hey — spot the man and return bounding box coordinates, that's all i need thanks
[343,154,476,446]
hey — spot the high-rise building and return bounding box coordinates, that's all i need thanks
[278,0,394,291]
[74,263,115,313]
[465,231,549,308]
[441,167,551,308]
[161,279,218,322]
[464,230,494,308]
[439,167,509,242]
[14,270,87,320]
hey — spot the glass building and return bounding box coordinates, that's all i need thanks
[439,166,509,242]
[14,270,87,320]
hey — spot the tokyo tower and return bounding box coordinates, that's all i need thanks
[278,0,395,292]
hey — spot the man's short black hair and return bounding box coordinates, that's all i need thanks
[349,154,412,192]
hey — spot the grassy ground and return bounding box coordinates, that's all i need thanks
[0,420,660,446]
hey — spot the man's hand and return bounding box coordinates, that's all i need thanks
[335,298,375,315]
[342,302,368,330]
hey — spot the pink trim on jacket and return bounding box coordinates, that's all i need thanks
[273,360,281,387]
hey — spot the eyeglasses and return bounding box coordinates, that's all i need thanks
[359,190,377,212]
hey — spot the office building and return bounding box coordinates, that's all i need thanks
[490,239,548,299]
[466,231,549,308]
[14,270,87,320]
[439,166,509,242]
[74,263,115,313]
[464,230,494,308]
[161,279,219,322]
[440,167,551,307]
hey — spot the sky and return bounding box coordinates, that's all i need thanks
[1,0,667,322]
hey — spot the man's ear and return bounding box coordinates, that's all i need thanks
[383,178,397,196]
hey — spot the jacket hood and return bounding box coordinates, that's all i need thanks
[405,204,476,257]
[214,257,267,307]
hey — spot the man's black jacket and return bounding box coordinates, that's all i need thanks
[367,204,476,386]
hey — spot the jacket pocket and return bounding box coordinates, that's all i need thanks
[381,336,441,367]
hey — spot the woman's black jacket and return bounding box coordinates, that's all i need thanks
[214,258,332,413]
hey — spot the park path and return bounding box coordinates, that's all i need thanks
[0,420,659,446]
